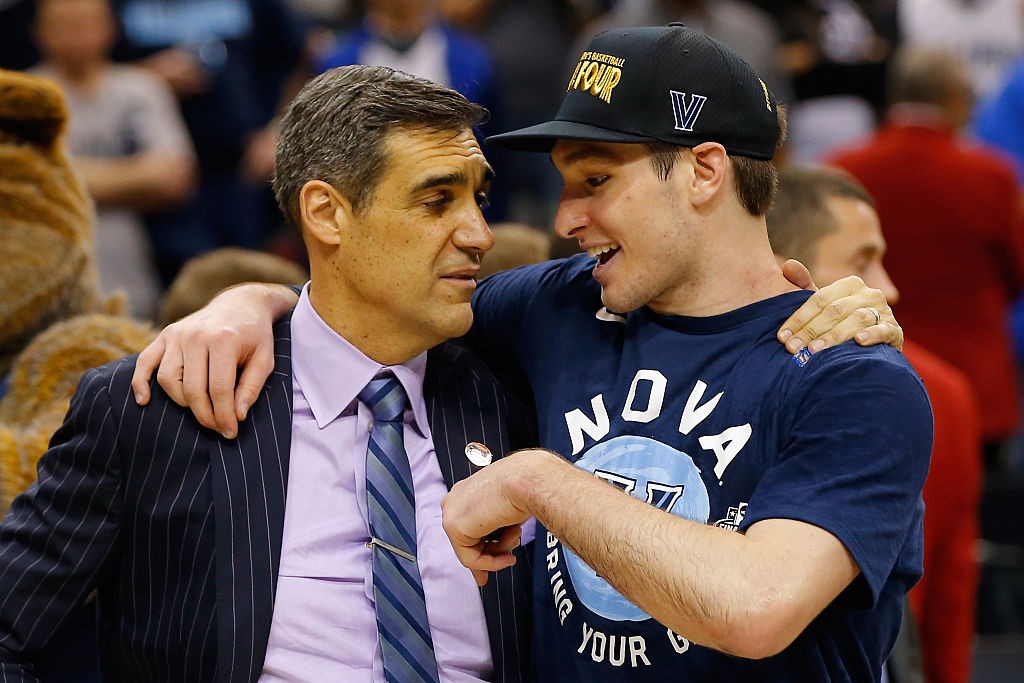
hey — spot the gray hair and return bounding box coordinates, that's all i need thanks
[272,65,486,228]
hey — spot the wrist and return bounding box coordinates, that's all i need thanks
[258,282,301,317]
[505,448,572,517]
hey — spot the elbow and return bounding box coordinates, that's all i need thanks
[719,625,799,660]
[160,156,198,205]
[708,591,809,660]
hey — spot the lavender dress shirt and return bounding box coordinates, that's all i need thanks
[259,288,492,681]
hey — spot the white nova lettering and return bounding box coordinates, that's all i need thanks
[563,371,751,478]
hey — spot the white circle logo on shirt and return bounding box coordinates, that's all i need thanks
[564,435,710,622]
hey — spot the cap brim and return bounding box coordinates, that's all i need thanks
[486,120,656,152]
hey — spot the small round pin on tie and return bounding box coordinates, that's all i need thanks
[465,442,492,467]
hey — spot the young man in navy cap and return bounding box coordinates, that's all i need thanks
[439,24,931,681]
[131,24,918,682]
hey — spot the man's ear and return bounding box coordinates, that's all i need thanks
[299,180,353,246]
[688,142,728,208]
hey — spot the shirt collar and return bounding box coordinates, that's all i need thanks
[291,284,429,435]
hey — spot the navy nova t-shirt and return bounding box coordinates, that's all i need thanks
[468,255,932,682]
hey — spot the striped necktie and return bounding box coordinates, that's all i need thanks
[359,372,440,683]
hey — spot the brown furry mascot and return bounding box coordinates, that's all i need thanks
[0,70,155,510]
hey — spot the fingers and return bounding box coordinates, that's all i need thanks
[854,314,905,351]
[207,336,244,438]
[797,304,885,354]
[778,276,886,354]
[154,341,188,407]
[486,525,523,554]
[451,540,517,587]
[780,259,815,291]
[234,345,276,423]
[181,345,220,432]
[131,336,166,405]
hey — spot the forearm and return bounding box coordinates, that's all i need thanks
[509,450,856,658]
[246,282,301,320]
[74,152,195,210]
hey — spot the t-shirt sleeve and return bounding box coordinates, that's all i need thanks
[738,348,933,607]
[126,69,195,157]
[468,258,579,371]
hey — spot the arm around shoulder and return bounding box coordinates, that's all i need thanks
[131,282,300,436]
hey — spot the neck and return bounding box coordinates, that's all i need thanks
[308,283,438,366]
[367,9,430,41]
[651,216,798,317]
[49,60,104,89]
[886,103,955,130]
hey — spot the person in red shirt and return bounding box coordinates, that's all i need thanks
[830,45,1024,468]
[767,165,983,683]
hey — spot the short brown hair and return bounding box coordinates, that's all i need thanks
[887,45,968,109]
[645,105,788,216]
[478,223,551,279]
[766,166,875,266]
[158,248,308,326]
[272,65,486,229]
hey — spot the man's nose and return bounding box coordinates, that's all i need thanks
[554,193,587,240]
[454,207,494,254]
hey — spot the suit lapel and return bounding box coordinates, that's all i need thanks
[425,343,507,490]
[425,341,530,683]
[211,316,294,683]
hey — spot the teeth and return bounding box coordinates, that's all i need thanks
[586,244,620,258]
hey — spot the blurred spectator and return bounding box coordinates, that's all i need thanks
[158,247,307,326]
[974,54,1024,183]
[757,0,895,162]
[288,0,355,31]
[768,166,983,683]
[108,0,308,282]
[899,0,1024,99]
[318,0,494,110]
[830,45,1024,468]
[316,0,503,215]
[31,0,196,320]
[0,0,38,70]
[973,57,1024,440]
[581,0,792,102]
[440,0,580,229]
[478,222,551,279]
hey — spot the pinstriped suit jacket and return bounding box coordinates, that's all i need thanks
[0,316,535,682]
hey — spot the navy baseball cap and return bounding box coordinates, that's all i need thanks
[487,23,780,160]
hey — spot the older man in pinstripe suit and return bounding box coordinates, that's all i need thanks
[0,65,534,682]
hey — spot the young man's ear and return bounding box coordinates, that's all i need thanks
[688,142,729,208]
[300,180,353,246]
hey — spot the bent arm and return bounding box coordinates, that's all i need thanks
[443,448,858,658]
[131,283,300,436]
[130,263,902,437]
[75,150,195,211]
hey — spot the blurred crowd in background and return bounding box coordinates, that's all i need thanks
[3,0,1024,679]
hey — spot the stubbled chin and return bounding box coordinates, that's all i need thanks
[440,303,474,338]
[600,285,644,315]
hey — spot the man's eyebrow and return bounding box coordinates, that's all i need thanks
[412,164,494,194]
[412,171,467,194]
[560,145,625,166]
